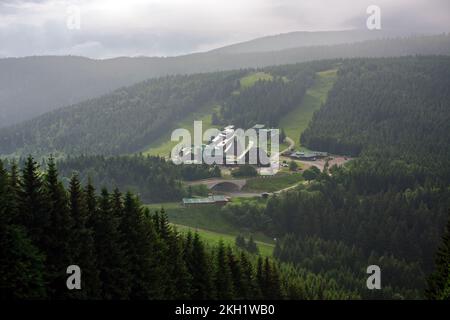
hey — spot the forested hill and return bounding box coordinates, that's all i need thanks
[1,33,450,127]
[2,56,450,162]
[301,56,450,180]
[0,62,329,157]
[0,71,245,157]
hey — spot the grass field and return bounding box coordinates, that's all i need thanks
[142,104,220,157]
[279,69,338,150]
[243,172,304,192]
[174,224,275,257]
[240,72,273,89]
[145,199,275,256]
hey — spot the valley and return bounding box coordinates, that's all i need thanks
[1,55,450,300]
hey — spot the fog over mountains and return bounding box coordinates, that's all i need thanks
[1,30,450,128]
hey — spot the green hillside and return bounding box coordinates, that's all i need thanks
[279,69,337,150]
[142,104,221,157]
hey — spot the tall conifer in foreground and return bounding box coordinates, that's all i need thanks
[426,211,450,300]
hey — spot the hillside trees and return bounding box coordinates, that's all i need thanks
[0,156,295,300]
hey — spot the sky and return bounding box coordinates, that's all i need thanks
[0,0,449,59]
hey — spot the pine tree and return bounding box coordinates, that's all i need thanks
[158,208,171,240]
[247,235,258,254]
[235,234,246,249]
[0,224,47,299]
[68,173,101,299]
[239,251,257,299]
[227,246,244,299]
[267,259,283,299]
[168,230,193,299]
[0,160,47,299]
[256,256,264,298]
[215,241,234,299]
[43,156,73,299]
[188,232,215,299]
[426,210,450,300]
[84,177,97,218]
[91,188,130,299]
[121,192,165,299]
[4,160,20,224]
[18,156,49,249]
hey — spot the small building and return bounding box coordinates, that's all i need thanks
[182,195,229,206]
[312,151,328,158]
[290,151,317,161]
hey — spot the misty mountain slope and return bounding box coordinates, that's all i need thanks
[0,56,168,127]
[0,61,335,158]
[211,29,401,54]
[1,33,450,128]
[0,70,244,157]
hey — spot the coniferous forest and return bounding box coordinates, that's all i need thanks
[1,56,450,301]
[3,0,450,311]
[0,156,289,299]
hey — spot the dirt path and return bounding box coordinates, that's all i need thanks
[282,136,295,154]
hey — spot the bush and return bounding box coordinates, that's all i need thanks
[232,165,258,177]
[303,166,321,180]
[289,161,298,171]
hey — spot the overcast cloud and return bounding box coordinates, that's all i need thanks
[0,0,449,58]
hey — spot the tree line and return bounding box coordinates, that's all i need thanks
[0,156,290,299]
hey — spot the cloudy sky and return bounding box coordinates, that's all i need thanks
[0,0,449,58]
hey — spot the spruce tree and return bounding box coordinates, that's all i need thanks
[426,210,450,300]
[239,251,257,299]
[43,156,73,299]
[18,156,49,249]
[0,160,47,299]
[235,234,246,249]
[215,241,234,299]
[227,246,244,299]
[256,256,264,298]
[189,232,215,299]
[91,188,130,299]
[247,235,258,254]
[68,174,101,299]
[121,192,165,299]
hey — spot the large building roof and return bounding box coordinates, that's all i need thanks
[182,195,229,205]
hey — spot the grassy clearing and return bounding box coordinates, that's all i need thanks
[145,199,275,255]
[240,72,273,89]
[141,104,220,157]
[243,172,304,192]
[174,224,274,257]
[147,203,236,234]
[279,69,338,150]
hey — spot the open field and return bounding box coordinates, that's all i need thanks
[243,172,304,192]
[146,199,272,241]
[240,71,273,89]
[146,200,275,256]
[279,69,338,150]
[173,224,275,257]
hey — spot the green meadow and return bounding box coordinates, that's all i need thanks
[279,69,338,150]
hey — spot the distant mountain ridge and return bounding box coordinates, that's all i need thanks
[1,31,450,128]
[210,29,404,54]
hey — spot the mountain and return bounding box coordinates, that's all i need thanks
[301,55,450,180]
[211,29,403,54]
[1,32,450,128]
[0,61,333,157]
[3,55,450,162]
